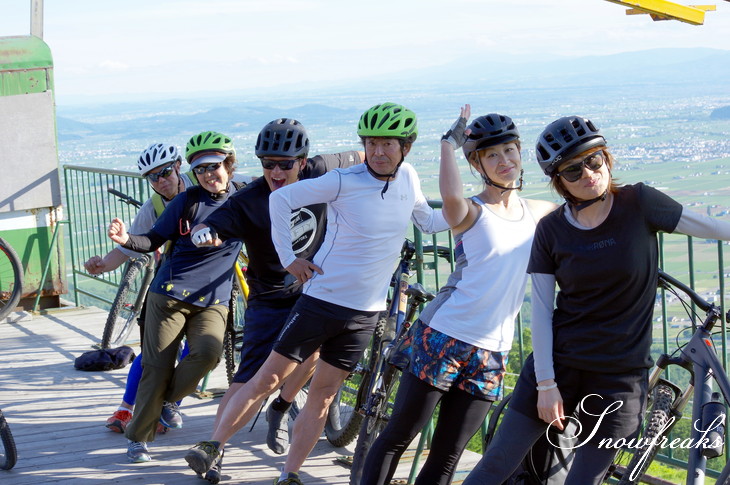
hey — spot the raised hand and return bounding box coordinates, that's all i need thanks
[108,218,129,245]
[441,104,472,149]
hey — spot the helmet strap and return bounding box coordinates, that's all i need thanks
[569,189,609,212]
[364,155,404,199]
[478,157,524,195]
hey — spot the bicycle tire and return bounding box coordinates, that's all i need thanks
[101,257,150,348]
[0,409,18,470]
[224,279,246,385]
[0,237,23,322]
[615,384,676,485]
[349,363,400,485]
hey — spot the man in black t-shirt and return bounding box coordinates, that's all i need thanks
[184,118,362,482]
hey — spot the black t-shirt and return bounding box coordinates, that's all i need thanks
[527,183,683,373]
[205,151,360,306]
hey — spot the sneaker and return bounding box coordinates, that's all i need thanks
[185,441,221,476]
[106,409,133,433]
[274,472,303,485]
[204,449,224,484]
[127,440,151,463]
[160,401,183,429]
[266,405,290,454]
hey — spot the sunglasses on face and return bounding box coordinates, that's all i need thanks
[557,151,605,183]
[260,158,298,171]
[192,162,222,175]
[146,163,175,183]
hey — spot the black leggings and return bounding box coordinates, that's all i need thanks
[361,371,493,485]
[462,407,618,485]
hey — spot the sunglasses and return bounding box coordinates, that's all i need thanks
[146,163,175,183]
[557,151,605,183]
[192,162,222,175]
[260,158,299,171]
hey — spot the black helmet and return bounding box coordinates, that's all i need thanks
[255,119,309,159]
[462,114,519,161]
[536,116,606,176]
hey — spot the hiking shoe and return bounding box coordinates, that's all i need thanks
[266,405,290,454]
[127,440,151,463]
[185,441,220,476]
[160,401,183,429]
[274,472,303,485]
[106,409,133,433]
[204,449,224,484]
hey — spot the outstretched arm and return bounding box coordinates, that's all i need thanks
[84,248,129,275]
[440,105,474,231]
[675,208,730,240]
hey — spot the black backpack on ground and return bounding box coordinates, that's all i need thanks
[484,393,577,485]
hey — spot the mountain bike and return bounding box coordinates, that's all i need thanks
[0,409,17,470]
[603,269,730,485]
[0,237,23,321]
[101,188,156,348]
[326,240,447,450]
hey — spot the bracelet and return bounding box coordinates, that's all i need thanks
[536,383,558,391]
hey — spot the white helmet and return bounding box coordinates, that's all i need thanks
[137,143,182,175]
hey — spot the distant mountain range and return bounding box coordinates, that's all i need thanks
[57,47,730,141]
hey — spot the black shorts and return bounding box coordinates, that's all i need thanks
[273,294,379,372]
[509,354,648,445]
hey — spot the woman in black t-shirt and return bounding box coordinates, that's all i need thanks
[465,116,730,485]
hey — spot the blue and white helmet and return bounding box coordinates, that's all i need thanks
[137,143,182,175]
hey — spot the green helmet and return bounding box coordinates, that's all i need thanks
[185,131,235,162]
[357,103,418,143]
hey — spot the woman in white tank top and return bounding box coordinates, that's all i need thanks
[360,106,557,485]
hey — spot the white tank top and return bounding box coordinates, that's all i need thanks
[419,196,537,351]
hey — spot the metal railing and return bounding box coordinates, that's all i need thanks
[61,164,730,477]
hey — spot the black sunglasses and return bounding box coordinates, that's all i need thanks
[557,151,605,183]
[146,163,175,183]
[192,162,222,175]
[260,158,299,171]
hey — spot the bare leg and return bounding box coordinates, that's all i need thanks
[279,350,318,402]
[283,359,350,473]
[210,351,299,445]
[210,382,244,449]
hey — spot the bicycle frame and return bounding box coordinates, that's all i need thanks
[361,240,417,421]
[650,271,730,485]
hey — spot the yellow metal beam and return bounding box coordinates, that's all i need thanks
[604,0,711,25]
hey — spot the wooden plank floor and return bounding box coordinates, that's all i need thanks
[0,306,480,484]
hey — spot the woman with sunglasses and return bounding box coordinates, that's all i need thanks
[360,105,557,485]
[105,131,252,464]
[464,116,730,485]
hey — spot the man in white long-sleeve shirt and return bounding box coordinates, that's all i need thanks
[185,102,448,485]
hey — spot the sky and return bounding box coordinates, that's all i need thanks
[1,0,729,104]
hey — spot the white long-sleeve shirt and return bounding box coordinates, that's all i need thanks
[270,162,448,311]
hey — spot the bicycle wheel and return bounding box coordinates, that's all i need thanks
[101,256,151,348]
[0,409,18,470]
[614,384,677,485]
[223,279,246,385]
[349,364,401,485]
[0,237,23,322]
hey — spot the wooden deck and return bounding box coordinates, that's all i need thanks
[0,306,480,484]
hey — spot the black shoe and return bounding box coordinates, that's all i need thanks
[204,448,223,483]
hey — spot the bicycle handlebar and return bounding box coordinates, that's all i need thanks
[107,187,143,209]
[658,269,714,314]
